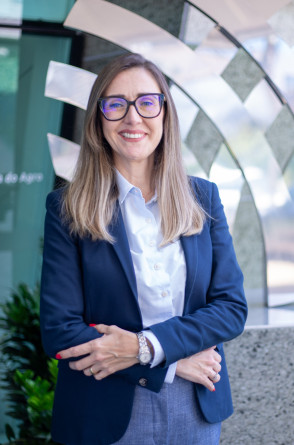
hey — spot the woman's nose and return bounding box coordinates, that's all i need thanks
[123,104,143,124]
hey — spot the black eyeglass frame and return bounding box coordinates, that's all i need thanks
[97,93,165,121]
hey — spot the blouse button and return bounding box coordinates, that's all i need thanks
[161,291,168,297]
[154,264,160,270]
[149,240,155,247]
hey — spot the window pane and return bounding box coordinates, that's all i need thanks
[0,33,72,299]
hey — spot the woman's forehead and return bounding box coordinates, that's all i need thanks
[104,67,161,97]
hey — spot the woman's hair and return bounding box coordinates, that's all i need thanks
[62,52,205,245]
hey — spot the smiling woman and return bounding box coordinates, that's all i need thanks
[60,54,206,245]
[40,53,247,445]
[101,67,165,178]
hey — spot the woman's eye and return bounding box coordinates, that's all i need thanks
[141,101,153,107]
[109,101,124,109]
[138,95,158,108]
[139,98,155,108]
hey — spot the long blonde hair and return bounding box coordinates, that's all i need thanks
[62,53,205,245]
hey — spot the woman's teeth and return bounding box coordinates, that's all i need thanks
[122,133,143,139]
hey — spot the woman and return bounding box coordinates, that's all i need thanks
[40,53,247,445]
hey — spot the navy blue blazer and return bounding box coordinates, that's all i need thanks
[40,177,247,445]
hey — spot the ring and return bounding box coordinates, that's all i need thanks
[90,367,95,375]
[211,372,219,381]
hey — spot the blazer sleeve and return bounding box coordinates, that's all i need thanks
[40,190,102,357]
[148,180,248,367]
[40,190,167,391]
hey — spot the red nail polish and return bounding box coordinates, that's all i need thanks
[55,353,62,359]
[212,388,216,392]
[89,324,96,327]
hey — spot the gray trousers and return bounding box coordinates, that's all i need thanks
[111,376,221,445]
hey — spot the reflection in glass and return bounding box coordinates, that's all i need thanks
[189,0,294,111]
[181,141,206,180]
[186,1,294,306]
[182,4,237,76]
[0,32,72,303]
[22,0,75,23]
[47,133,80,181]
[268,3,294,48]
[45,61,96,110]
[266,153,294,306]
[0,0,23,25]
[170,84,199,141]
[244,79,282,132]
[210,144,244,231]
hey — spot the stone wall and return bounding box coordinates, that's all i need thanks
[220,326,294,445]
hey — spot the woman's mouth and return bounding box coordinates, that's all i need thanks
[120,132,145,140]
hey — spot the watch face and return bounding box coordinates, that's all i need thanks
[140,352,152,364]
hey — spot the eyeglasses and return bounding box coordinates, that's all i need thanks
[98,93,165,121]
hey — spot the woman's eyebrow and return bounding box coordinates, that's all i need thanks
[104,92,160,98]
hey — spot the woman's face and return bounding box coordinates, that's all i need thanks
[101,67,164,171]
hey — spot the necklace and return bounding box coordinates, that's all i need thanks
[142,189,154,202]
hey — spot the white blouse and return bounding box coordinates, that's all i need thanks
[116,170,187,383]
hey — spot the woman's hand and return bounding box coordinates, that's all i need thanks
[176,346,222,392]
[56,324,139,380]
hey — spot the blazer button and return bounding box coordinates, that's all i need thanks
[139,378,147,387]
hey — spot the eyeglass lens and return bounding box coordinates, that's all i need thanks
[99,94,163,120]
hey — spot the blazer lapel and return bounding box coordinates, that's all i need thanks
[180,234,199,312]
[109,202,199,313]
[109,202,138,301]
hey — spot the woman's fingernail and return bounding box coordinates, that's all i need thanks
[55,353,62,359]
[212,388,216,392]
[89,324,96,327]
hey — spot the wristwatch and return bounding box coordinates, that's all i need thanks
[136,332,152,365]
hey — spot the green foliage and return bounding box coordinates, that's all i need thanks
[0,284,58,444]
[13,364,57,441]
